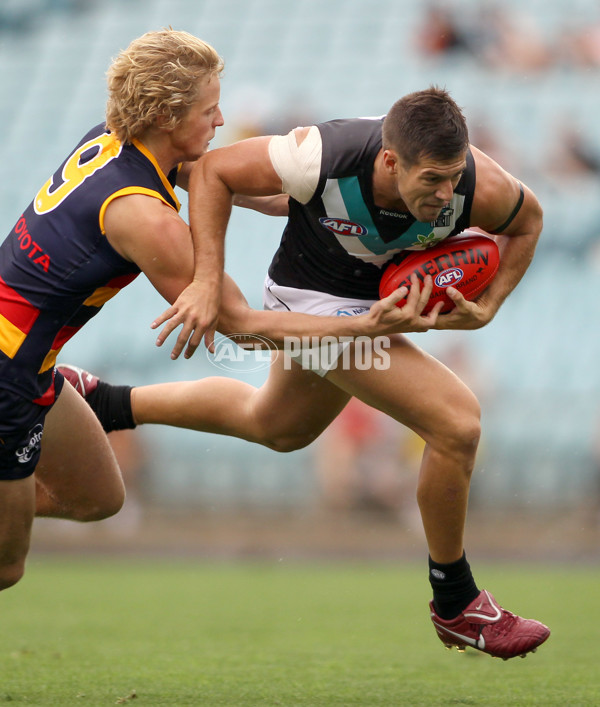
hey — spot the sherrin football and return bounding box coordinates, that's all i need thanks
[379,231,500,314]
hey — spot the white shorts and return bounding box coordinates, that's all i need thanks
[263,276,377,376]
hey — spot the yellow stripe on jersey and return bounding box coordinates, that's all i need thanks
[0,315,27,358]
[131,139,181,211]
[38,348,59,373]
[98,187,178,234]
[83,285,120,308]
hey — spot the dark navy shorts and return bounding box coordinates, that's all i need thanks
[0,376,64,481]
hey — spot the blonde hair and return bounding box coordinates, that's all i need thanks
[106,29,224,144]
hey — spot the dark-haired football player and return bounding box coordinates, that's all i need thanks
[141,86,549,659]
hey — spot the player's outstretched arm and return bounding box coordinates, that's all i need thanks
[217,273,444,346]
[232,193,289,216]
[156,137,285,358]
[434,147,543,331]
[103,193,214,360]
[178,160,290,216]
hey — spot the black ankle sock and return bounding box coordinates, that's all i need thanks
[86,381,136,433]
[428,552,480,620]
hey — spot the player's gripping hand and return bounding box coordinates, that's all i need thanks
[432,286,498,330]
[365,274,445,335]
[152,280,220,359]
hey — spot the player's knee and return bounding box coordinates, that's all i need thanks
[79,500,123,522]
[451,406,481,451]
[72,487,125,522]
[433,393,481,457]
[0,560,26,591]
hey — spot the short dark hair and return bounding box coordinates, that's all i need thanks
[382,86,469,165]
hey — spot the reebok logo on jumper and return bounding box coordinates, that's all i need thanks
[379,209,408,219]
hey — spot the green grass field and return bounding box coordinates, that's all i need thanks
[0,558,598,706]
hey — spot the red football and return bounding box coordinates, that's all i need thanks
[379,231,500,314]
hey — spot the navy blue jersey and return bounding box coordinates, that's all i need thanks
[0,123,180,403]
[268,117,476,298]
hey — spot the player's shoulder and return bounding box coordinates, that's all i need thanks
[470,145,536,232]
[317,115,384,142]
[103,190,185,261]
[105,191,178,227]
[470,145,518,200]
[317,116,383,175]
[67,122,113,155]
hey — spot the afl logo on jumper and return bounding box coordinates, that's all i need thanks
[319,217,367,237]
[435,267,464,288]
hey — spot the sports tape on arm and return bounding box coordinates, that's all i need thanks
[268,126,322,204]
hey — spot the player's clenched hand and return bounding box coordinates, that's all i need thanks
[151,280,221,359]
[432,287,497,330]
[366,274,444,334]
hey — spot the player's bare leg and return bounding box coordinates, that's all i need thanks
[0,384,124,592]
[62,346,551,657]
[131,354,352,451]
[327,334,550,658]
[327,334,479,564]
[34,382,125,521]
[0,475,36,590]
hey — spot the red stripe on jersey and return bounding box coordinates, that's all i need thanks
[106,273,139,289]
[51,324,80,351]
[33,380,57,406]
[0,275,40,333]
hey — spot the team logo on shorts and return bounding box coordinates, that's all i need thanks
[434,267,464,288]
[319,217,367,237]
[16,423,44,464]
[336,307,370,317]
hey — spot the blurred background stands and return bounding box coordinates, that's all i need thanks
[1,0,599,523]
